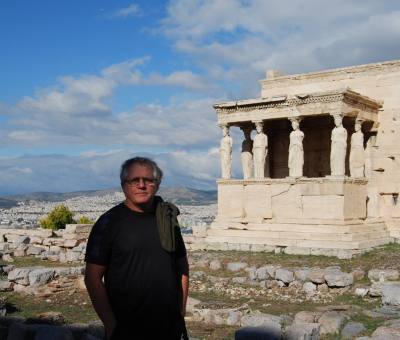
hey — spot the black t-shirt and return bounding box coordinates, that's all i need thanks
[85,202,187,338]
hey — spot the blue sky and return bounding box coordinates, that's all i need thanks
[1,0,400,195]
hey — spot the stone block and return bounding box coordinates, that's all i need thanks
[26,246,44,256]
[371,325,400,339]
[0,243,9,252]
[29,236,43,245]
[341,321,366,339]
[227,262,248,272]
[28,268,55,286]
[232,277,248,284]
[294,311,320,324]
[8,267,33,285]
[294,268,310,282]
[65,251,80,262]
[63,239,78,248]
[209,259,221,271]
[307,268,325,284]
[368,269,399,282]
[0,280,13,291]
[318,311,347,335]
[381,282,400,305]
[284,322,320,340]
[256,266,271,280]
[275,268,294,284]
[324,269,353,287]
[227,310,242,326]
[302,282,317,296]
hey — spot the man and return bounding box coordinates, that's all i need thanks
[84,157,189,340]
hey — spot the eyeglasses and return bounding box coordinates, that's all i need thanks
[125,177,156,187]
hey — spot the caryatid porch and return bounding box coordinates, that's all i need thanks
[204,88,392,258]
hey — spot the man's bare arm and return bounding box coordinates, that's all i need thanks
[177,256,189,316]
[84,263,116,339]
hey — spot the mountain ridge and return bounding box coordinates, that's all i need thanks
[1,186,217,208]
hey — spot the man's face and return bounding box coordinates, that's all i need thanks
[122,164,158,208]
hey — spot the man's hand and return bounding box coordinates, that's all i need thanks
[85,263,117,339]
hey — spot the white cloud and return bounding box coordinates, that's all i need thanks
[0,149,222,195]
[161,0,400,97]
[111,3,141,18]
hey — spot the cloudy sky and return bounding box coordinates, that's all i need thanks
[1,0,400,195]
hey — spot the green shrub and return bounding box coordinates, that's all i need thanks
[40,204,75,230]
[78,216,94,224]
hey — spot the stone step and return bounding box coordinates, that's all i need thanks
[206,228,390,242]
[210,222,386,234]
[204,235,393,250]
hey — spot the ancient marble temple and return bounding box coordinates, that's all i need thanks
[186,60,400,258]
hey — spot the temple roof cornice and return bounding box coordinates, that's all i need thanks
[214,88,381,126]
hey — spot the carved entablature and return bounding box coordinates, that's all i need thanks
[213,88,382,126]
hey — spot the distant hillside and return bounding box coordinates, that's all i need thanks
[3,186,217,206]
[158,187,217,205]
[0,198,18,209]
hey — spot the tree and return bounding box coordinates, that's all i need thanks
[40,204,75,230]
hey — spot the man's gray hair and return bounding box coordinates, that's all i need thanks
[120,157,163,186]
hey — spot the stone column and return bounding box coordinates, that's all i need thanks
[330,113,347,177]
[350,119,365,178]
[240,127,253,179]
[220,124,233,179]
[288,117,304,177]
[252,121,268,179]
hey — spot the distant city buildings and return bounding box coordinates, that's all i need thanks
[0,192,216,229]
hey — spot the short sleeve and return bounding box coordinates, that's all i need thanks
[85,213,113,266]
[174,225,187,258]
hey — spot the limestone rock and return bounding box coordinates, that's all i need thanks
[209,259,221,271]
[0,280,13,291]
[307,268,325,284]
[368,269,400,282]
[28,268,55,286]
[2,254,14,262]
[246,266,257,281]
[227,262,248,272]
[65,251,80,262]
[275,268,294,284]
[239,313,282,338]
[232,277,247,285]
[371,324,400,339]
[8,267,33,285]
[302,282,317,296]
[26,246,44,256]
[341,321,366,339]
[324,269,353,287]
[318,283,329,292]
[318,311,347,335]
[227,310,242,326]
[284,322,320,340]
[186,297,201,314]
[256,266,271,280]
[355,287,369,297]
[369,282,383,297]
[294,268,311,282]
[294,311,320,324]
[381,282,400,305]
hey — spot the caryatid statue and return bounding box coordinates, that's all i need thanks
[240,127,253,179]
[288,117,304,177]
[252,121,268,179]
[220,124,233,179]
[350,120,365,178]
[330,114,348,176]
